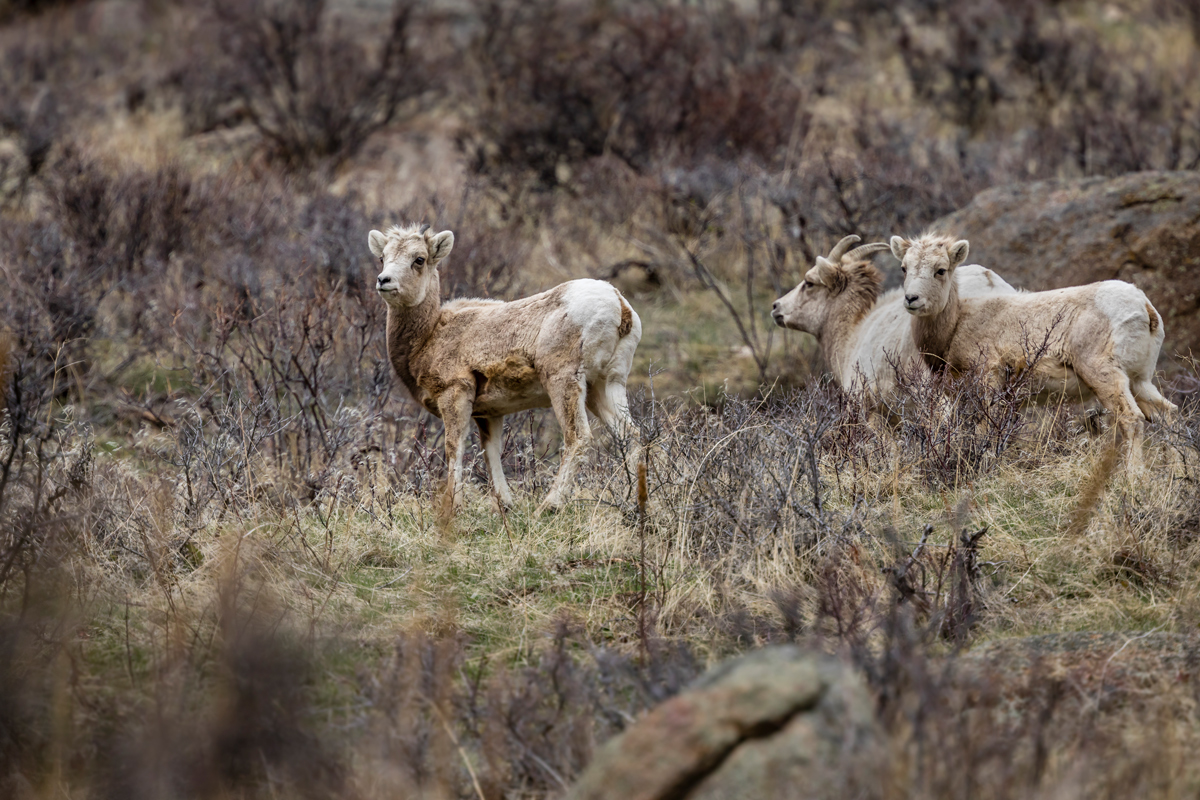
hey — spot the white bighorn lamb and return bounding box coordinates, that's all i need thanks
[369,223,642,520]
[893,232,1176,451]
[771,235,1016,405]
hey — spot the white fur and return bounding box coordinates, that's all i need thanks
[896,233,1177,459]
[841,266,1017,397]
[560,279,643,383]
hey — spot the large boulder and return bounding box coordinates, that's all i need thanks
[930,171,1200,363]
[564,646,881,800]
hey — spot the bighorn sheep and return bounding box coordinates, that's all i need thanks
[771,235,1016,405]
[370,223,642,520]
[893,232,1176,450]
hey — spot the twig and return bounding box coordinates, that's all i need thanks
[637,457,649,661]
[429,700,486,800]
[375,567,414,590]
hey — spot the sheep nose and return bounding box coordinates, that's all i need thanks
[377,274,391,286]
[772,300,780,312]
[905,294,919,304]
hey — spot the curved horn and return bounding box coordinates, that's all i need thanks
[419,223,431,234]
[843,242,892,262]
[827,234,860,263]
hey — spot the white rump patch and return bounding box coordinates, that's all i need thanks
[562,279,623,329]
[1094,281,1145,326]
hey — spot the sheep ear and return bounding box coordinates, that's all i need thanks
[810,256,839,287]
[889,236,910,262]
[368,230,388,258]
[948,239,969,269]
[427,230,455,264]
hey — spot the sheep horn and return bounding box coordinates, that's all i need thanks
[419,223,431,234]
[843,242,892,262]
[827,235,860,263]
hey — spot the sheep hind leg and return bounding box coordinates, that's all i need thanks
[477,416,514,509]
[1132,380,1177,421]
[586,379,642,484]
[537,372,592,515]
[1076,361,1146,468]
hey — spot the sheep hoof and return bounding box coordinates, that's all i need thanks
[534,498,563,517]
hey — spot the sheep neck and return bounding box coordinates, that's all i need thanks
[818,277,880,385]
[820,309,859,385]
[385,272,443,398]
[912,276,960,373]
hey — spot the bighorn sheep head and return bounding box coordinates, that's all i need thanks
[891,235,969,317]
[369,224,456,308]
[772,235,891,332]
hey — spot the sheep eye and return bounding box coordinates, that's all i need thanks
[900,266,906,274]
[414,256,426,267]
[379,257,384,264]
[936,268,947,276]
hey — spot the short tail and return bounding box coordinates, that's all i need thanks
[1145,301,1160,336]
[617,294,634,338]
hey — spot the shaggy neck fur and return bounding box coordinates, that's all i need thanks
[385,270,443,398]
[819,261,884,379]
[911,271,961,373]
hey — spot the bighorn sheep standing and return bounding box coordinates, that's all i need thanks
[370,223,642,520]
[771,235,1016,405]
[893,233,1176,451]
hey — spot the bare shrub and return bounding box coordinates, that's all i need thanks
[468,0,805,184]
[895,0,1200,176]
[46,151,210,286]
[888,330,1061,488]
[594,387,848,568]
[202,0,432,169]
[433,185,530,300]
[358,620,698,799]
[0,87,59,202]
[810,546,1198,799]
[652,175,794,384]
[171,273,393,516]
[0,2,140,191]
[0,228,109,600]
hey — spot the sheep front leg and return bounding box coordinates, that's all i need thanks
[438,387,475,523]
[537,371,592,515]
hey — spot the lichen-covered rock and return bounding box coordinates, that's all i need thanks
[930,171,1200,362]
[564,646,880,800]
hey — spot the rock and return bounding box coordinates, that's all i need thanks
[565,646,881,800]
[931,171,1200,361]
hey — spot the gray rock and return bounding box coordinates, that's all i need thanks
[564,646,881,800]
